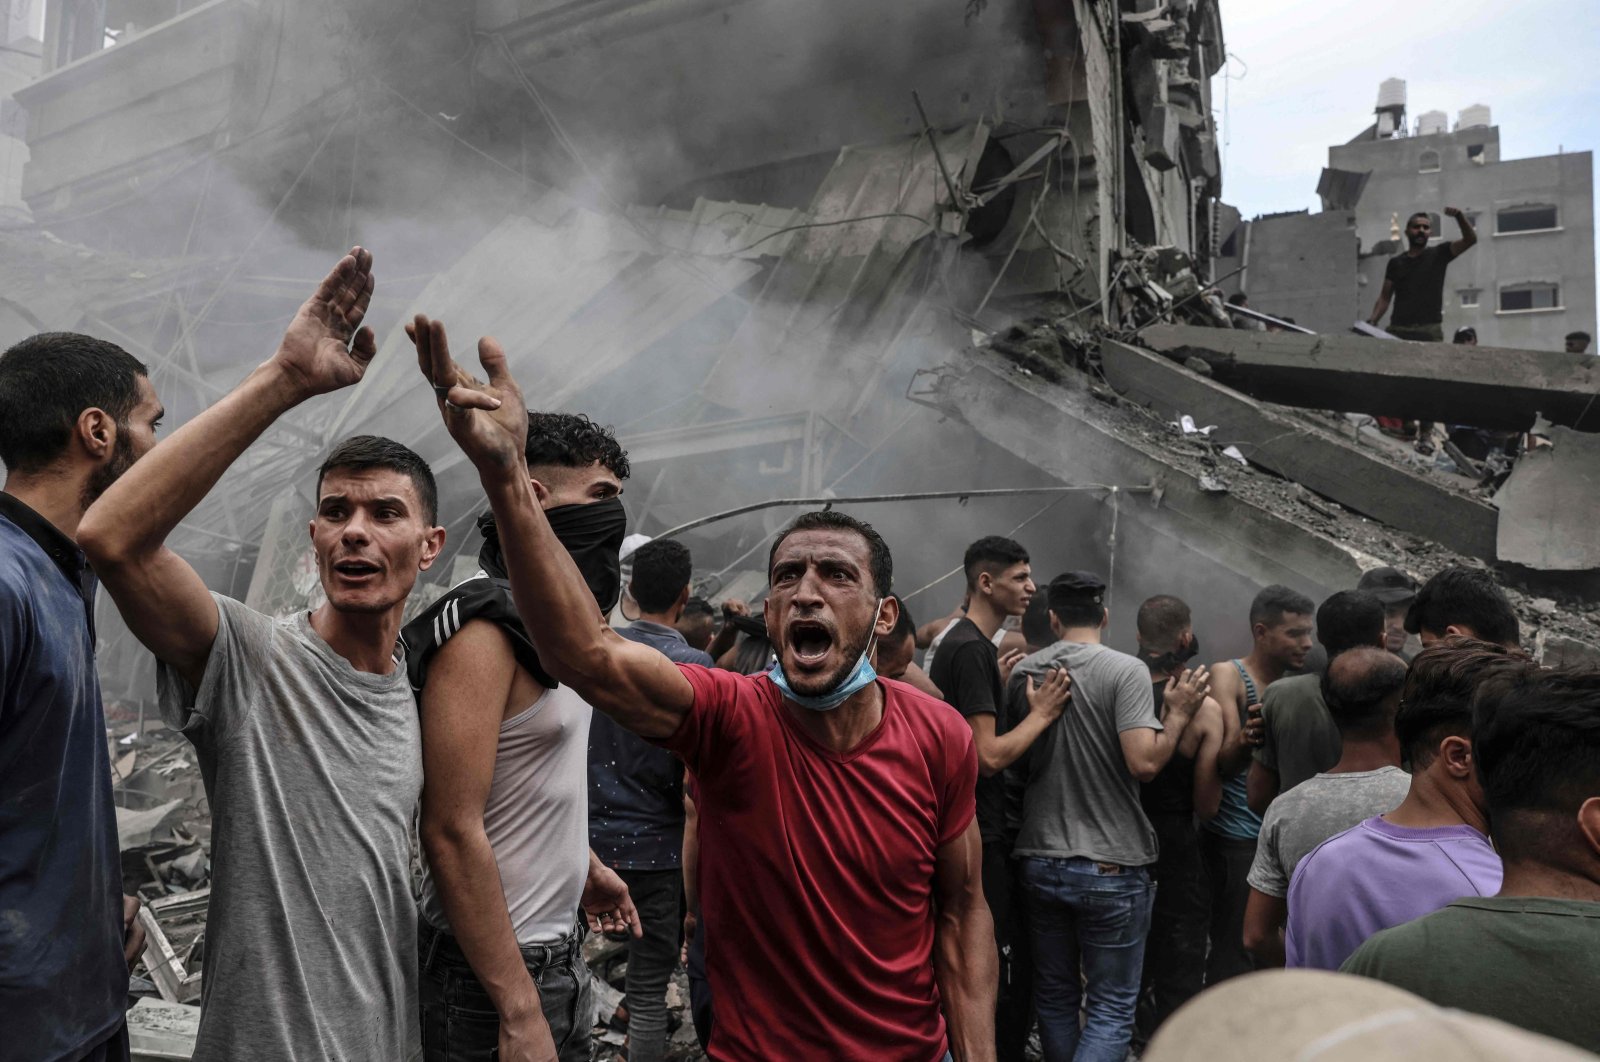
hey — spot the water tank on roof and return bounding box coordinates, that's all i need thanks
[1376,78,1407,110]
[1417,110,1448,136]
[1458,104,1491,130]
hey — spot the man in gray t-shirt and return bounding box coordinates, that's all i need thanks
[1243,647,1409,969]
[1006,572,1205,1062]
[79,250,441,1061]
[159,595,423,1060]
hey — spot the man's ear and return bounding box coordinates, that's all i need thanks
[1578,796,1600,859]
[674,585,690,612]
[1100,608,1109,631]
[76,406,116,461]
[529,475,551,506]
[419,525,447,571]
[876,594,899,638]
[1439,735,1474,778]
[975,571,992,596]
[1048,611,1063,638]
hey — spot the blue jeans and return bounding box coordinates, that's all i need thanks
[1019,856,1155,1062]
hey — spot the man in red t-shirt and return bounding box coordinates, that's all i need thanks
[410,316,996,1062]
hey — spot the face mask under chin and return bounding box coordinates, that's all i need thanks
[768,599,884,712]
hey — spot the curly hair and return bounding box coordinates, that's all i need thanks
[524,411,630,480]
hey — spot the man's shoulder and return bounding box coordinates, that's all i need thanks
[1343,903,1456,972]
[886,678,966,730]
[1263,672,1321,708]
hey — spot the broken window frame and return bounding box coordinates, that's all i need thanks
[1495,203,1560,235]
[1497,281,1561,314]
[1466,144,1485,165]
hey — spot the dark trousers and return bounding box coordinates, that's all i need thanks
[1138,814,1210,1037]
[981,841,1034,1062]
[80,1022,130,1062]
[617,868,683,1062]
[418,922,592,1062]
[1200,831,1258,986]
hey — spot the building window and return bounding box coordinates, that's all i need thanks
[1459,289,1480,308]
[1418,149,1441,173]
[1499,282,1561,313]
[1497,203,1560,234]
[1467,144,1485,165]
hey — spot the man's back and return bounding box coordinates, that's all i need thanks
[1287,816,1500,970]
[1256,673,1340,794]
[1247,768,1410,899]
[1341,897,1600,1054]
[159,594,423,1061]
[663,663,976,1061]
[1013,641,1161,866]
[0,502,126,1062]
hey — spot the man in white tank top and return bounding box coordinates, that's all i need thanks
[403,409,642,1062]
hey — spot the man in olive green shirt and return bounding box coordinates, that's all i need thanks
[1341,665,1600,1054]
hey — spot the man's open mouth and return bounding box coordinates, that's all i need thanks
[789,620,834,663]
[333,559,381,578]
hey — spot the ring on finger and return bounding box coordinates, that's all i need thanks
[444,400,466,414]
[432,384,451,400]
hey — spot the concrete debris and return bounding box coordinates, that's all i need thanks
[116,801,186,850]
[1494,428,1600,571]
[126,997,200,1062]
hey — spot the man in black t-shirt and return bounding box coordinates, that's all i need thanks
[1368,207,1478,451]
[1368,208,1477,343]
[929,536,1069,1062]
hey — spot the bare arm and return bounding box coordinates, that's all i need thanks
[899,662,944,698]
[418,621,556,1056]
[1190,698,1225,822]
[933,818,997,1062]
[411,317,693,739]
[1446,205,1477,258]
[916,605,962,650]
[1242,887,1287,968]
[968,668,1070,777]
[1367,278,1394,326]
[704,599,747,662]
[1119,667,1208,783]
[80,250,377,689]
[1209,665,1258,777]
[1247,760,1281,816]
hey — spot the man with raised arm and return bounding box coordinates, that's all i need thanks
[79,250,439,1062]
[410,315,996,1062]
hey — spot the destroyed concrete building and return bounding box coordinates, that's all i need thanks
[1213,79,1595,345]
[6,2,1600,1056]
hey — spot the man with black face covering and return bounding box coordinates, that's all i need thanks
[411,316,996,1062]
[404,410,642,1062]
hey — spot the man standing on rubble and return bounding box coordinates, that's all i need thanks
[403,409,640,1062]
[410,315,997,1062]
[0,334,164,1062]
[1367,208,1477,343]
[1203,585,1315,985]
[78,250,436,1062]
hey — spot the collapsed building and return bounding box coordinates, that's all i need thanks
[5,2,1599,1053]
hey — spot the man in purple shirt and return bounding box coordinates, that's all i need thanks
[1286,638,1520,969]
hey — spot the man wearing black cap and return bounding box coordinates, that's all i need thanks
[1010,571,1208,1062]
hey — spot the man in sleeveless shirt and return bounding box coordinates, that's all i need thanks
[1203,585,1314,984]
[405,410,641,1062]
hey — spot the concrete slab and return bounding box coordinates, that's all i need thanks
[1140,323,1600,432]
[1101,339,1500,561]
[126,997,199,1061]
[1494,428,1600,570]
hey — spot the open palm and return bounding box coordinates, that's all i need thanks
[407,314,528,471]
[273,246,378,397]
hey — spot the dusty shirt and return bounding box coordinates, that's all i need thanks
[1252,673,1341,794]
[1246,767,1410,898]
[1012,641,1162,867]
[158,594,422,1062]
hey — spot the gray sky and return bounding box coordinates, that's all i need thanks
[1217,0,1600,218]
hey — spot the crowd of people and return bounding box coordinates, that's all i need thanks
[1,247,1598,1062]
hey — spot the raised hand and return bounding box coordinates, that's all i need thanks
[407,314,527,472]
[1444,205,1463,219]
[273,247,377,397]
[1163,665,1211,720]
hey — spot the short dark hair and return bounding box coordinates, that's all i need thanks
[1022,591,1055,648]
[1472,665,1600,858]
[525,411,630,479]
[316,435,438,524]
[887,594,916,644]
[1049,595,1106,631]
[1566,331,1590,344]
[1323,646,1406,736]
[1316,590,1384,657]
[1407,211,1431,226]
[1397,637,1528,769]
[1227,292,1248,306]
[0,332,149,473]
[768,510,893,597]
[682,596,715,620]
[1404,566,1519,646]
[1250,584,1315,629]
[963,536,1029,590]
[630,538,693,613]
[1137,595,1192,650]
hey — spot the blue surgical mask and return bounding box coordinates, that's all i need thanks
[768,598,884,712]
